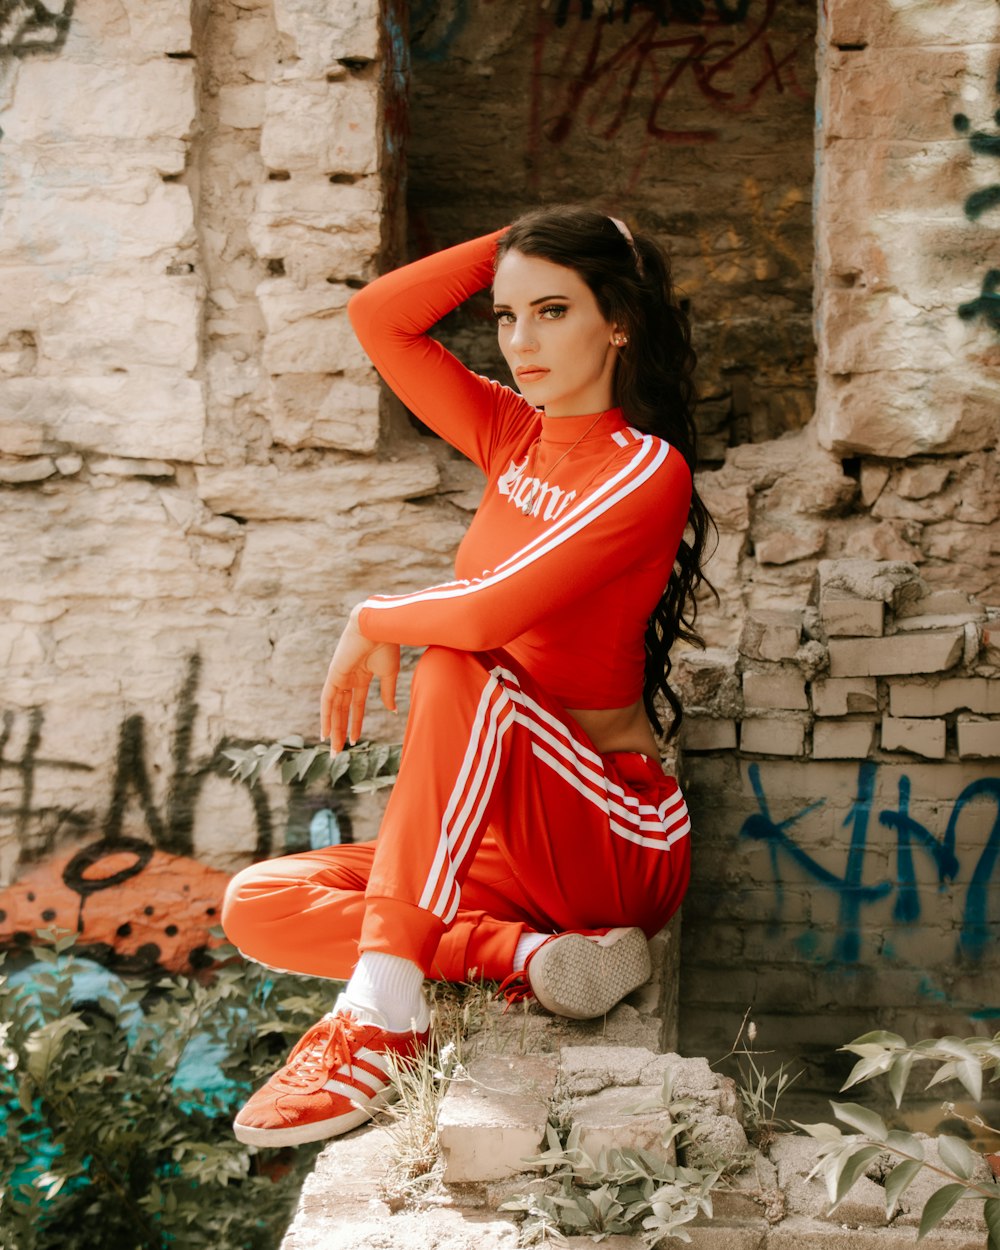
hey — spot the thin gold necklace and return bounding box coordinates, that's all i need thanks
[519,412,605,517]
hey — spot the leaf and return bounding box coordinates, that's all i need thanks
[917,1182,967,1238]
[348,751,371,783]
[294,746,324,782]
[328,753,352,787]
[793,1120,843,1141]
[832,1102,887,1139]
[889,1053,915,1108]
[258,743,285,777]
[842,1052,895,1091]
[936,1135,978,1181]
[884,1159,924,1216]
[984,1197,1000,1250]
[885,1130,923,1160]
[844,1030,907,1050]
[279,735,305,749]
[833,1146,884,1206]
[956,1057,984,1102]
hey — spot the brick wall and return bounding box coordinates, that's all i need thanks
[677,559,1000,1095]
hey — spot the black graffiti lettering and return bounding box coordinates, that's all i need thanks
[102,653,274,858]
[958,269,1000,333]
[0,707,94,870]
[3,652,274,871]
[0,0,75,59]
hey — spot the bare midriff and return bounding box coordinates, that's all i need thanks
[567,700,661,762]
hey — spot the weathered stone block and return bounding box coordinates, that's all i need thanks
[196,456,440,521]
[889,677,998,718]
[881,716,947,759]
[956,716,1000,759]
[257,280,370,374]
[559,1045,659,1093]
[753,521,826,566]
[824,47,977,143]
[815,559,924,609]
[816,365,1000,459]
[3,376,205,461]
[811,677,878,717]
[738,610,803,662]
[828,630,964,677]
[742,671,809,711]
[813,719,877,759]
[898,590,985,619]
[740,717,807,757]
[681,718,737,752]
[437,1054,558,1183]
[0,456,56,483]
[249,175,382,283]
[118,0,194,55]
[819,591,884,638]
[272,0,380,73]
[572,1085,675,1162]
[825,0,1000,48]
[267,374,382,452]
[0,62,196,144]
[261,79,379,176]
[2,272,202,374]
[0,174,195,266]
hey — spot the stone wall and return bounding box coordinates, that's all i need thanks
[407,0,819,462]
[0,0,454,968]
[676,559,1000,1099]
[0,0,997,1006]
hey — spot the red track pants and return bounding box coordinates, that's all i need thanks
[222,647,691,983]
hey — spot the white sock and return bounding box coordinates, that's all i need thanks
[343,951,429,1032]
[513,931,549,973]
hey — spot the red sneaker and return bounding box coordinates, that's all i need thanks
[233,998,429,1147]
[498,927,651,1020]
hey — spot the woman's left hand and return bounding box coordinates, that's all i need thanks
[320,608,400,754]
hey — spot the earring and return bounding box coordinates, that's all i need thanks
[613,334,628,347]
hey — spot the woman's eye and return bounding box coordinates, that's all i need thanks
[540,305,567,319]
[494,310,515,326]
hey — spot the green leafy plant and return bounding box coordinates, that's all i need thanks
[796,1029,1000,1246]
[502,1074,721,1246]
[222,736,402,794]
[716,1011,801,1150]
[502,1122,719,1246]
[0,932,335,1250]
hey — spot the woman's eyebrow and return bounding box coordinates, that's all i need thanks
[492,294,572,309]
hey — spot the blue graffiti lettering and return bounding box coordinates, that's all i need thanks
[740,762,1000,965]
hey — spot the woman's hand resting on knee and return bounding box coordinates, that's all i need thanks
[320,607,400,754]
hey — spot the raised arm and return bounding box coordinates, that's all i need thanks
[348,229,529,470]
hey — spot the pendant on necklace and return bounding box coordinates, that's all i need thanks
[520,488,537,516]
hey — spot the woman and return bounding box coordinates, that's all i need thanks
[222,206,713,1148]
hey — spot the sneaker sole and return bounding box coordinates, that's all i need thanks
[233,1084,397,1148]
[528,927,652,1020]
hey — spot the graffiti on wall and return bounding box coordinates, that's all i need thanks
[0,654,275,973]
[954,64,1000,333]
[740,761,1000,966]
[0,0,74,59]
[529,0,812,157]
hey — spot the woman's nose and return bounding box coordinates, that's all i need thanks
[511,321,538,352]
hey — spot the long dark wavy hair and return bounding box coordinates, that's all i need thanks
[496,205,716,738]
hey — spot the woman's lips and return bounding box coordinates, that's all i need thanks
[516,367,549,381]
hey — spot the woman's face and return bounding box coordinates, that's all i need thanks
[492,249,621,418]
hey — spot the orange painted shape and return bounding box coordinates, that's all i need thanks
[0,842,234,974]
